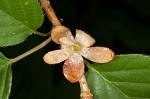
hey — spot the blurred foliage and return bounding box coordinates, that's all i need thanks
[0,0,150,99]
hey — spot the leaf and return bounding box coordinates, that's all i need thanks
[0,0,43,47]
[0,53,12,99]
[0,53,11,70]
[85,54,150,99]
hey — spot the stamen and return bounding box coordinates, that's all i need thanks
[71,43,82,52]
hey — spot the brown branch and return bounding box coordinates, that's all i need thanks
[39,0,62,26]
[79,75,93,99]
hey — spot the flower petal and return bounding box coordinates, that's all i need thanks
[63,53,84,83]
[80,47,115,63]
[59,37,75,45]
[43,48,70,64]
[75,29,95,47]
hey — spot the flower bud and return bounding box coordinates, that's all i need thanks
[51,26,71,44]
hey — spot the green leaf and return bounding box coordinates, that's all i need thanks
[0,53,12,99]
[0,0,43,47]
[85,54,150,99]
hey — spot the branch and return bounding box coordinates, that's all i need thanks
[79,75,93,99]
[39,0,62,26]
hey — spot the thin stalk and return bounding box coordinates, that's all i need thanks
[34,31,51,37]
[39,0,62,26]
[11,37,51,63]
[79,75,93,99]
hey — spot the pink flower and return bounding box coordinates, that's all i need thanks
[43,29,114,83]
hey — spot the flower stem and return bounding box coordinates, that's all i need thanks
[39,0,62,26]
[11,37,51,63]
[79,75,93,99]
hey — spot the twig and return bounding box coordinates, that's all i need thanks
[39,0,62,26]
[79,75,93,99]
[11,37,51,63]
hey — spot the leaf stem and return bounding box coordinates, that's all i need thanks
[79,75,93,99]
[34,31,51,36]
[39,0,62,26]
[11,37,51,63]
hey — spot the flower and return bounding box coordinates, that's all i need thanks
[43,26,114,83]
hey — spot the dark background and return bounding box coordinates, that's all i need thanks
[1,0,150,99]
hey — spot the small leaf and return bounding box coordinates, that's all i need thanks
[85,54,150,99]
[0,53,11,70]
[0,53,12,99]
[0,0,43,47]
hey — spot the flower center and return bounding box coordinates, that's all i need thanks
[71,43,82,52]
